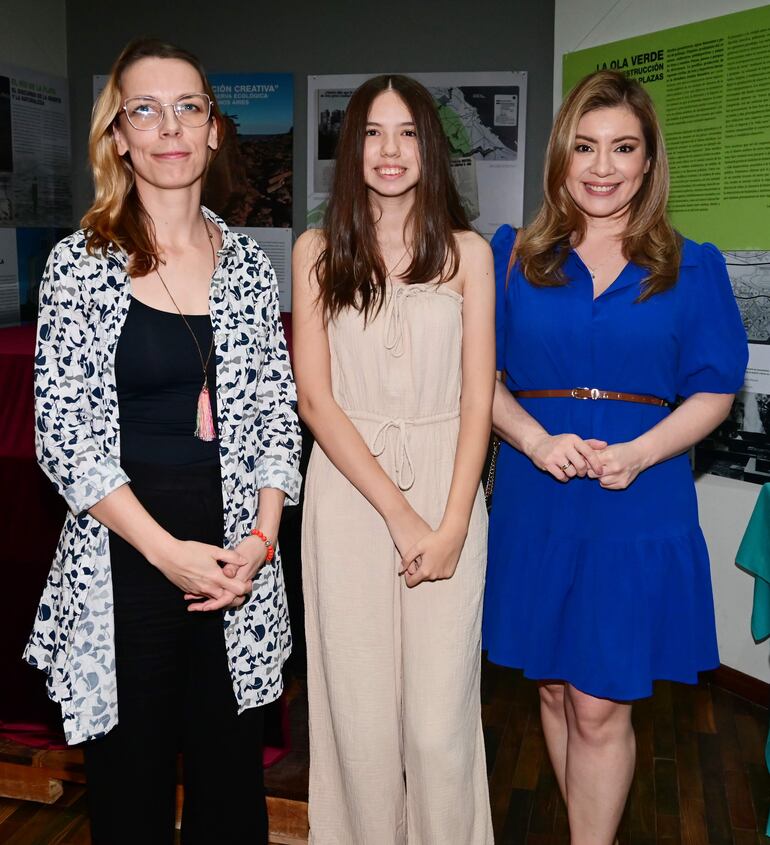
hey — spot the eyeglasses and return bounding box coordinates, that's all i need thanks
[121,93,212,131]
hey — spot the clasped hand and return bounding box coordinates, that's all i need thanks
[527,433,647,490]
[400,524,466,588]
[387,505,465,588]
[155,538,252,612]
[181,535,270,613]
[586,440,647,490]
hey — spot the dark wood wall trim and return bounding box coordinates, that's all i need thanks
[707,664,770,707]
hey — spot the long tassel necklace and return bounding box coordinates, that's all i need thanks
[154,211,218,442]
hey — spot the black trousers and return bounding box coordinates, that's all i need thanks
[83,462,268,845]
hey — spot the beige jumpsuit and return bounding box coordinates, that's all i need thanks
[302,281,493,844]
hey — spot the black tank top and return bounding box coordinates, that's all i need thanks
[115,297,219,466]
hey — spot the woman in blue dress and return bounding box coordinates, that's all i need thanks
[483,70,747,843]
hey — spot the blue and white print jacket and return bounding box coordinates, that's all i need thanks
[24,208,302,744]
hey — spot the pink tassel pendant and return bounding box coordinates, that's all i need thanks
[195,384,217,441]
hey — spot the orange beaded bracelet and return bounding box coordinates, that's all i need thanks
[250,529,275,562]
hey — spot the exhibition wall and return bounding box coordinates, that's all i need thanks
[65,0,556,231]
[0,0,67,78]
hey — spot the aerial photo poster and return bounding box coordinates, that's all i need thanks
[208,73,293,229]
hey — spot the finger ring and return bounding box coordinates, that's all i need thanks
[560,462,571,471]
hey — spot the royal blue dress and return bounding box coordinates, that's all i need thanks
[482,225,748,700]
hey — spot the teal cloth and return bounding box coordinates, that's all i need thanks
[736,483,770,642]
[735,482,770,835]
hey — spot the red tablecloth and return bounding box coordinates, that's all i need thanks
[0,325,36,459]
[0,325,63,727]
[0,320,293,760]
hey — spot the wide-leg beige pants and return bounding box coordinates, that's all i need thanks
[302,426,493,845]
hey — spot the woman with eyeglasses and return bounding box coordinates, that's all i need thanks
[24,38,300,845]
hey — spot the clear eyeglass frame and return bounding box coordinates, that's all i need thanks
[121,93,213,131]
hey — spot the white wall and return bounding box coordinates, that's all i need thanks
[697,475,769,680]
[554,0,770,682]
[0,0,67,77]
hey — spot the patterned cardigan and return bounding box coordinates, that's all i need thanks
[24,208,302,744]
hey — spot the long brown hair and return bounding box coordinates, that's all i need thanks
[519,70,680,300]
[316,74,471,321]
[81,38,225,276]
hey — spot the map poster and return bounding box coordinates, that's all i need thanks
[562,5,770,251]
[0,63,71,227]
[694,253,770,485]
[307,72,527,238]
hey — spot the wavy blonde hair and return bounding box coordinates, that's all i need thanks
[81,38,224,276]
[519,70,681,300]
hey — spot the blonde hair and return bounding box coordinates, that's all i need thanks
[519,70,681,300]
[81,38,224,276]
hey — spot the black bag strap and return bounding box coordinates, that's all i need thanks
[499,228,521,383]
[505,228,521,291]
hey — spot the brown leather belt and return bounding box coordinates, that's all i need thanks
[513,388,670,408]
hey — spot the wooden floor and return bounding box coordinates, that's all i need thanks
[482,663,770,844]
[1,662,769,844]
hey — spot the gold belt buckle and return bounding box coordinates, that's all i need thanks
[571,386,602,400]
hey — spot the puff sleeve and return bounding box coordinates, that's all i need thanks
[676,242,748,398]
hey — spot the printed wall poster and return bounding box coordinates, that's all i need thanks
[695,253,770,484]
[0,64,71,227]
[562,5,770,251]
[0,228,19,326]
[0,226,70,326]
[234,226,292,312]
[207,73,293,228]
